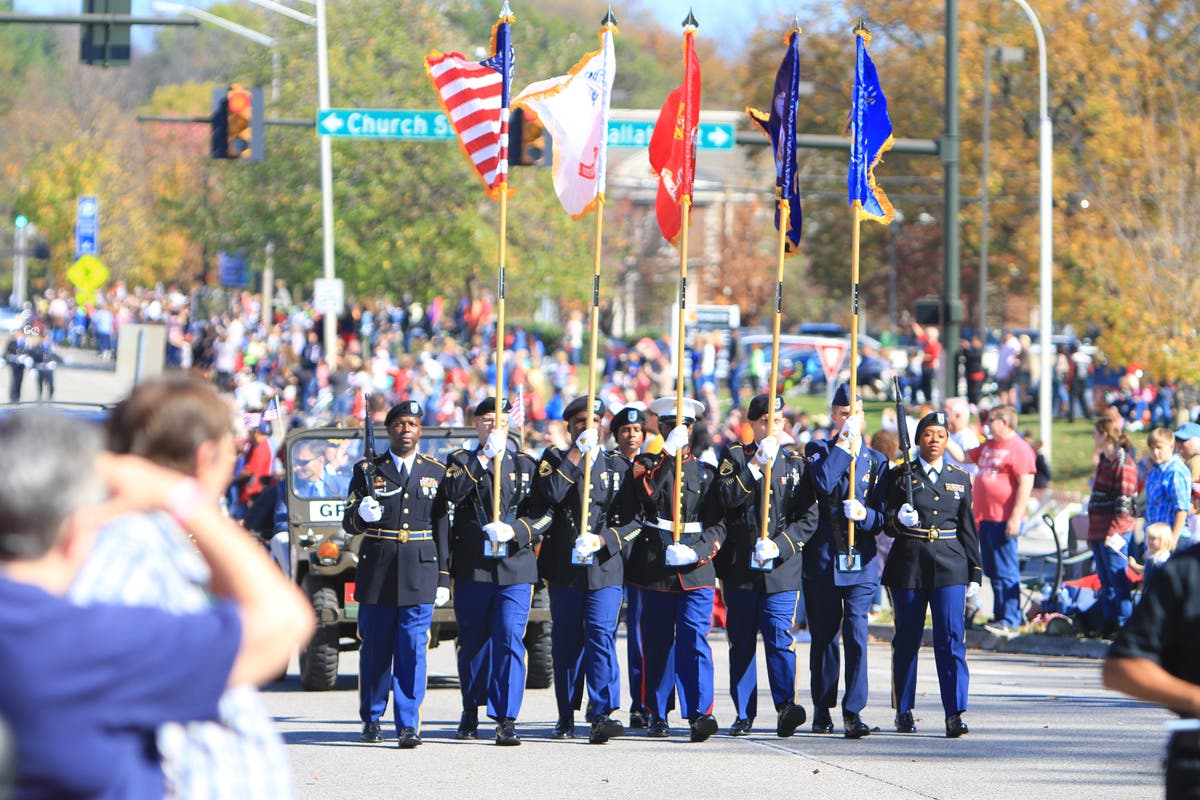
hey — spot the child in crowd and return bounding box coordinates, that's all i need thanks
[1128,522,1176,588]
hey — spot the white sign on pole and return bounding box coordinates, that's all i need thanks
[312,278,344,315]
[817,341,849,386]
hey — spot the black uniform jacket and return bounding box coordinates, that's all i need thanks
[442,446,551,586]
[625,450,726,592]
[714,442,818,593]
[533,447,640,591]
[342,452,450,606]
[882,460,984,589]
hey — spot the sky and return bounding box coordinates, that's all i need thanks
[18,1,815,54]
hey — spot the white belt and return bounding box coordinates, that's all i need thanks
[648,517,702,534]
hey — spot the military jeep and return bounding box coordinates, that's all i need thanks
[283,423,553,691]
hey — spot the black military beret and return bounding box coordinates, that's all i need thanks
[746,393,784,421]
[611,406,644,433]
[915,411,948,439]
[385,400,423,425]
[474,396,512,417]
[562,395,604,421]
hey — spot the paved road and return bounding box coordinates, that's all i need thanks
[263,635,1168,799]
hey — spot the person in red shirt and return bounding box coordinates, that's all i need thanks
[236,425,274,519]
[948,405,1035,633]
[911,321,943,405]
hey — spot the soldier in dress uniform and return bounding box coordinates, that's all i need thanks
[884,411,982,738]
[715,393,818,737]
[625,396,725,743]
[534,396,640,744]
[342,400,450,749]
[803,384,890,738]
[609,405,653,729]
[442,397,551,746]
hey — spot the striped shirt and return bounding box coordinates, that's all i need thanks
[1087,448,1138,541]
[1144,455,1191,529]
[69,512,293,800]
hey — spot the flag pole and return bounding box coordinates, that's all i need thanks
[578,201,605,538]
[493,180,509,524]
[672,197,692,544]
[759,200,788,542]
[847,201,862,546]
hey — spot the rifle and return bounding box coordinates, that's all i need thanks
[892,376,915,508]
[361,393,379,499]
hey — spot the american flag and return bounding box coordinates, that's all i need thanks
[425,5,514,199]
[508,384,525,430]
[242,396,281,431]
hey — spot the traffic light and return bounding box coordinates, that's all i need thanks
[509,107,552,168]
[81,0,131,67]
[211,85,265,161]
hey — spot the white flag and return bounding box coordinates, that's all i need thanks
[513,25,615,219]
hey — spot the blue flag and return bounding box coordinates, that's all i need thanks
[747,28,803,251]
[847,29,894,224]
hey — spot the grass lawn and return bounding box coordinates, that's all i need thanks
[769,391,1097,494]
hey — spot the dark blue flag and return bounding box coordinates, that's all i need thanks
[747,27,803,251]
[847,29,894,224]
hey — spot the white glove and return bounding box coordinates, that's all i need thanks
[840,414,863,440]
[897,503,919,528]
[481,431,506,459]
[965,581,980,599]
[754,436,779,466]
[754,538,780,562]
[357,496,383,523]
[575,427,598,455]
[663,425,690,457]
[435,586,451,607]
[483,521,515,543]
[665,542,699,566]
[21,356,33,369]
[843,498,867,521]
[575,532,603,554]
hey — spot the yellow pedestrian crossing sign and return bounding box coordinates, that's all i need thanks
[67,254,109,306]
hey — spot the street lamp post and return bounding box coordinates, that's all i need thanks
[11,215,29,309]
[1008,0,1053,459]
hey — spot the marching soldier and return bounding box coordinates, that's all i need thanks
[442,397,551,746]
[534,396,639,744]
[609,405,653,729]
[626,396,725,742]
[715,393,817,737]
[342,400,450,749]
[884,411,982,738]
[803,384,890,738]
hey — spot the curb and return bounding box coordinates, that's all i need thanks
[868,622,1111,659]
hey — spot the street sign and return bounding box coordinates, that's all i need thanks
[607,121,736,150]
[316,109,455,141]
[817,340,849,386]
[312,278,344,315]
[75,196,99,259]
[218,252,249,288]
[67,254,109,306]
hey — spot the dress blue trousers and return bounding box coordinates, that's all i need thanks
[548,584,623,721]
[802,578,875,714]
[724,587,799,722]
[891,585,969,718]
[979,520,1022,628]
[639,587,715,721]
[453,581,532,721]
[625,584,647,713]
[358,602,434,733]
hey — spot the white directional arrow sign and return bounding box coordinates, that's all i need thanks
[703,124,733,149]
[319,113,345,134]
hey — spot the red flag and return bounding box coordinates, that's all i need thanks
[648,28,701,245]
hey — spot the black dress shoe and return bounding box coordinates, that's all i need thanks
[811,708,834,734]
[360,721,384,743]
[647,716,671,738]
[776,703,807,738]
[895,711,917,733]
[843,712,871,739]
[945,714,969,739]
[455,708,479,740]
[398,727,422,749]
[495,718,521,746]
[551,716,575,740]
[629,709,649,729]
[588,715,625,744]
[730,718,753,737]
[689,714,718,743]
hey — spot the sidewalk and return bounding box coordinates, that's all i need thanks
[867,620,1111,659]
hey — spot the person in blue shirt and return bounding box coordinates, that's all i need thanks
[0,409,313,799]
